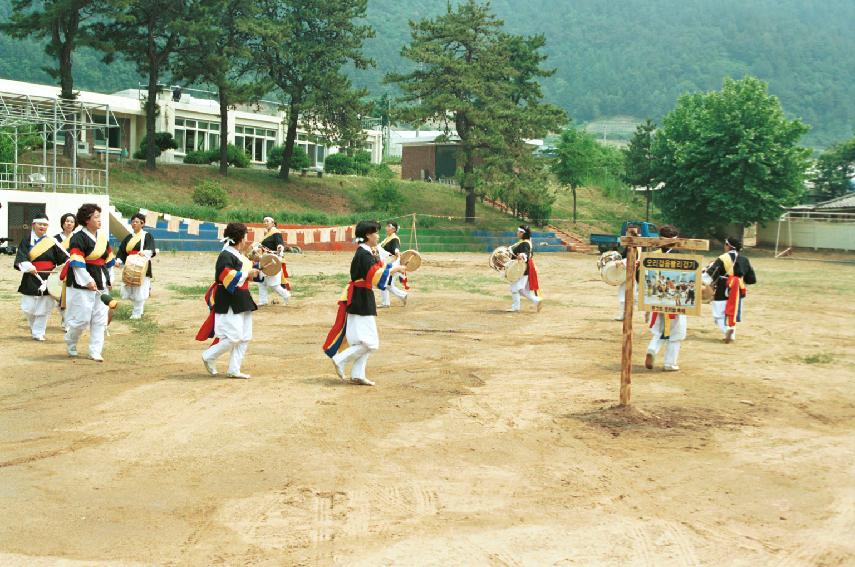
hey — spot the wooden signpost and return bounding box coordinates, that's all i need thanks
[618,230,709,407]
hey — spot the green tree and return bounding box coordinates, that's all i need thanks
[0,0,97,159]
[552,125,603,223]
[624,119,657,220]
[812,134,855,200]
[386,0,565,222]
[94,0,186,170]
[256,0,374,181]
[172,0,265,176]
[652,76,810,237]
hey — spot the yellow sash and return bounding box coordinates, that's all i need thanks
[28,235,58,261]
[264,227,279,239]
[380,234,399,248]
[60,234,72,250]
[86,231,109,260]
[718,252,734,276]
[125,230,145,253]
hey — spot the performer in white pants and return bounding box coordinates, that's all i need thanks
[643,225,684,371]
[704,237,757,343]
[116,213,157,319]
[323,220,406,386]
[65,204,116,361]
[14,216,67,341]
[197,222,259,379]
[256,216,291,306]
[378,221,408,307]
[507,225,542,312]
[53,212,77,331]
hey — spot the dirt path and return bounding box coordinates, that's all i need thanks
[1,251,853,566]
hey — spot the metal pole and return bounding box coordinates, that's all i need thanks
[13,126,18,190]
[53,101,57,192]
[105,105,110,196]
[72,114,77,193]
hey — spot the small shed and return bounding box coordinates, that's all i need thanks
[400,141,461,181]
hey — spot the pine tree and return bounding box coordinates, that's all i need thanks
[386,0,564,222]
[624,119,657,220]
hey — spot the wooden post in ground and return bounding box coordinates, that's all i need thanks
[619,228,638,406]
[617,233,710,407]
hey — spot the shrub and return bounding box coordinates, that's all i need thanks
[192,180,228,209]
[266,145,310,170]
[368,163,395,179]
[353,150,371,163]
[364,178,405,213]
[133,132,178,159]
[183,150,210,165]
[324,153,355,174]
[209,144,250,168]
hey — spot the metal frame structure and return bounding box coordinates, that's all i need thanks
[0,90,120,194]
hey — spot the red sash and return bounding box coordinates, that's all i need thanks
[32,260,55,272]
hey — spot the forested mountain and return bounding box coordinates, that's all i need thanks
[1,0,852,148]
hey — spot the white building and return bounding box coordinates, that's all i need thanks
[0,78,384,167]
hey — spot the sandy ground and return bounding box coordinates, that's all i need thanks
[1,250,854,566]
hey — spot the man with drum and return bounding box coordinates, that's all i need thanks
[65,204,116,361]
[256,216,291,306]
[14,215,68,341]
[378,221,408,308]
[508,225,543,312]
[115,213,157,320]
[704,237,757,343]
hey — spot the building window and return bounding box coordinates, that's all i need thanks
[175,117,221,155]
[92,114,121,149]
[234,125,277,164]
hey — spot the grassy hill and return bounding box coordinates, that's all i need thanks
[107,161,517,230]
[106,161,652,235]
[18,149,651,234]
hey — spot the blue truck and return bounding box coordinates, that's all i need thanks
[589,221,659,253]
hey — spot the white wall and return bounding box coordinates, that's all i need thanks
[758,219,855,251]
[1,190,110,239]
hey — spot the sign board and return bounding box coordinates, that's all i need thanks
[638,252,703,317]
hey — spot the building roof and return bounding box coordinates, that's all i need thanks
[791,192,855,211]
[816,193,855,210]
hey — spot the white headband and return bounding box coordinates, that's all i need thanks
[263,217,274,223]
[32,217,49,224]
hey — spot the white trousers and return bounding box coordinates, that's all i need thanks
[509,275,540,310]
[21,295,54,339]
[332,314,379,379]
[203,308,253,375]
[64,287,109,358]
[711,300,736,338]
[258,272,290,305]
[121,276,151,318]
[647,314,686,368]
[381,273,407,305]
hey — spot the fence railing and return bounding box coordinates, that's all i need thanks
[782,210,855,223]
[0,162,107,194]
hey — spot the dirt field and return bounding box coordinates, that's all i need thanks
[1,251,853,566]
